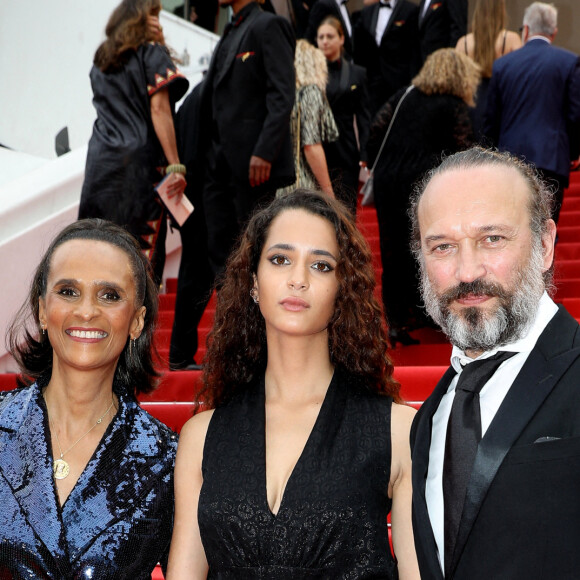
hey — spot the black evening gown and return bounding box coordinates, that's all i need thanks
[368,87,474,331]
[198,367,397,579]
[79,43,188,277]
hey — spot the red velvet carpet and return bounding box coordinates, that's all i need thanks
[2,173,579,421]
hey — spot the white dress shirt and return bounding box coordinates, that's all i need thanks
[334,0,352,36]
[421,0,432,19]
[425,292,559,574]
[375,0,396,46]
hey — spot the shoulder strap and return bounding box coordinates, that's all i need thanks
[501,29,507,55]
[369,85,414,174]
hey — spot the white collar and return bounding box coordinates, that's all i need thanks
[527,35,552,44]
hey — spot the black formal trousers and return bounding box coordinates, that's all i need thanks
[169,82,215,368]
[204,139,277,278]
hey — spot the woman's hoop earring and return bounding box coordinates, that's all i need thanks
[250,289,259,304]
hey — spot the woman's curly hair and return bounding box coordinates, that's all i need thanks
[7,219,160,397]
[412,48,481,106]
[200,190,400,410]
[94,0,163,72]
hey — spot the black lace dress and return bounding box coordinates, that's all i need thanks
[198,367,397,579]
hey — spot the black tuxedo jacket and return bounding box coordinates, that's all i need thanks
[352,0,420,114]
[305,0,353,57]
[325,58,371,169]
[411,306,580,579]
[418,0,467,62]
[200,3,295,187]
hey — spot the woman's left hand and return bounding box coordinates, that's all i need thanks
[165,173,187,202]
[147,15,164,43]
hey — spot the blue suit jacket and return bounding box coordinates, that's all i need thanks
[484,38,580,178]
[0,383,177,579]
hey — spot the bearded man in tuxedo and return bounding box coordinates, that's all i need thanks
[410,146,580,580]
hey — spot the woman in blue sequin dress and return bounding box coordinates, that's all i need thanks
[1,219,177,578]
[166,191,420,578]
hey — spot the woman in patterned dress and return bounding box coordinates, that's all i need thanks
[278,40,339,198]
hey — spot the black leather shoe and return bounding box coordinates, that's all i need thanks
[388,328,420,347]
[169,362,202,371]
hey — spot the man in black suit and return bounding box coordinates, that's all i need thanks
[169,81,215,370]
[305,0,354,57]
[484,2,580,223]
[200,0,295,278]
[353,0,420,115]
[418,0,467,62]
[409,146,580,580]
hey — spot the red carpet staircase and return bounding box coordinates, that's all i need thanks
[1,173,580,419]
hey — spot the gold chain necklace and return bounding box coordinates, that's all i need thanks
[46,397,115,480]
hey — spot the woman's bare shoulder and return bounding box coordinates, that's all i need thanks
[391,402,416,432]
[178,409,215,449]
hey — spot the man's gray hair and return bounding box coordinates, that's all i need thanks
[408,147,555,284]
[523,2,557,37]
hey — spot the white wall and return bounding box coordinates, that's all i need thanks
[0,3,217,159]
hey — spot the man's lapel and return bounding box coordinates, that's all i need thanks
[381,1,404,43]
[214,5,261,87]
[450,307,580,574]
[368,3,381,43]
[0,386,68,569]
[411,365,456,580]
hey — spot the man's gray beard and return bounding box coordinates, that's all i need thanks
[420,242,546,352]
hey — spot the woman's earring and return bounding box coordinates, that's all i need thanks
[40,325,46,336]
[250,288,259,304]
[129,336,136,357]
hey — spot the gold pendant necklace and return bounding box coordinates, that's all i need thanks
[46,396,115,480]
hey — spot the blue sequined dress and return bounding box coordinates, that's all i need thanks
[198,367,397,578]
[0,383,177,579]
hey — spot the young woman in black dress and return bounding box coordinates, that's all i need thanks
[167,191,419,579]
[317,16,372,214]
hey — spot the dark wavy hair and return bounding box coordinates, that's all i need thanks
[7,219,160,396]
[94,0,163,72]
[200,190,400,410]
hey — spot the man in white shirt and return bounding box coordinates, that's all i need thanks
[352,0,420,115]
[409,146,580,580]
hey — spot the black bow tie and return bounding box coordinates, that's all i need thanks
[379,1,392,7]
